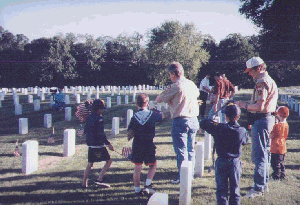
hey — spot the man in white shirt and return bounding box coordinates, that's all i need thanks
[199,74,211,118]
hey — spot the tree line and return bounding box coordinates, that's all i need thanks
[0,1,299,88]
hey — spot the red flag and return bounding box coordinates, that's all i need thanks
[13,140,20,157]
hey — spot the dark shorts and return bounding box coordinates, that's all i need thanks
[88,147,110,163]
[131,144,156,166]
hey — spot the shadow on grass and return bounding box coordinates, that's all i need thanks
[287,149,300,152]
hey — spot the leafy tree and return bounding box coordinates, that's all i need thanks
[214,33,257,87]
[239,0,300,86]
[24,36,76,86]
[147,20,210,85]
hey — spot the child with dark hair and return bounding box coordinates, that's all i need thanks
[200,103,249,205]
[270,106,289,180]
[82,99,114,188]
[128,93,164,196]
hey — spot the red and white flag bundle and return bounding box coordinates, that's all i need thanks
[13,140,20,157]
[75,103,91,123]
[122,147,132,158]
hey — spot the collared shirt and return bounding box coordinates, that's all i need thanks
[251,71,278,113]
[222,78,235,99]
[214,79,225,100]
[200,119,249,158]
[199,77,210,93]
[158,77,199,119]
[84,112,110,146]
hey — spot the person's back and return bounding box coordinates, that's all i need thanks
[200,103,249,205]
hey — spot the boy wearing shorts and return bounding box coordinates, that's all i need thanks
[82,99,114,188]
[127,93,163,196]
[270,106,289,180]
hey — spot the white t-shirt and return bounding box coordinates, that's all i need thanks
[199,77,210,93]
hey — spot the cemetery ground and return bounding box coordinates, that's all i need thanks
[0,89,300,205]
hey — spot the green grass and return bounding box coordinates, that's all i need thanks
[0,89,300,205]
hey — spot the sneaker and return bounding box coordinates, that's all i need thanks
[135,189,147,197]
[171,179,180,184]
[144,184,155,195]
[94,180,110,188]
[244,188,264,198]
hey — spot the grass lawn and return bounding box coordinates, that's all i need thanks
[0,88,300,205]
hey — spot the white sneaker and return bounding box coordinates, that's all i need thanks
[171,179,180,184]
[244,188,264,198]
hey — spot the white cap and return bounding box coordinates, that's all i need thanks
[245,57,264,73]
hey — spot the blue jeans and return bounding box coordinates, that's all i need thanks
[215,157,242,205]
[251,115,275,191]
[208,98,227,123]
[171,117,199,179]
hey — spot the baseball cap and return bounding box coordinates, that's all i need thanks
[275,106,289,118]
[244,57,264,73]
[92,99,106,110]
[224,104,241,119]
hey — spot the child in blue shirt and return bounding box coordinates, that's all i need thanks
[82,99,114,188]
[128,93,163,196]
[200,103,249,205]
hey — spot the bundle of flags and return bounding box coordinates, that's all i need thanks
[48,127,55,144]
[75,101,92,123]
[122,147,132,160]
[13,140,20,157]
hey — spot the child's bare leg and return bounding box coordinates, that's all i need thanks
[97,159,112,181]
[146,161,157,186]
[133,164,143,187]
[82,162,93,187]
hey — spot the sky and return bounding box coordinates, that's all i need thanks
[0,0,260,43]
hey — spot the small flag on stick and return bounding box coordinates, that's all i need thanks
[13,139,20,157]
[48,127,55,144]
[77,124,84,138]
[122,147,132,159]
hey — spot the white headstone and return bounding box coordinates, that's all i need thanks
[65,107,72,121]
[117,87,121,95]
[22,140,38,175]
[15,104,22,115]
[19,118,28,134]
[125,95,129,104]
[96,90,100,99]
[127,109,133,128]
[149,101,155,109]
[107,97,111,108]
[40,92,45,101]
[13,95,19,105]
[204,132,212,160]
[132,93,136,103]
[28,95,33,103]
[0,100,2,108]
[147,193,168,205]
[194,142,204,178]
[50,96,55,107]
[117,96,121,106]
[179,161,193,205]
[34,99,40,111]
[65,95,70,104]
[76,94,81,104]
[44,114,52,128]
[112,117,120,136]
[63,129,76,157]
[0,92,4,100]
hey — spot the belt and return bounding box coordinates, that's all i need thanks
[253,112,274,121]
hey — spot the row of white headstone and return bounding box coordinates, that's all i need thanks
[21,129,76,175]
[280,94,300,116]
